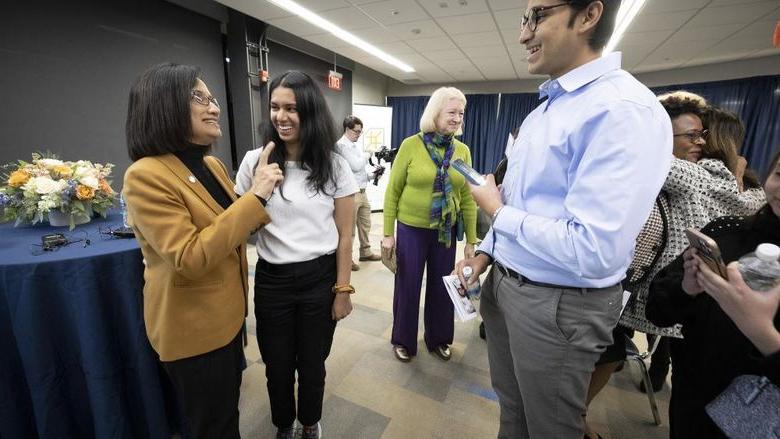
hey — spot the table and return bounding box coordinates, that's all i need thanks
[0,214,172,438]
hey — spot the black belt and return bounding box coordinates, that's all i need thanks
[494,261,591,291]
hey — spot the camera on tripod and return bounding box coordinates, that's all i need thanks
[368,145,399,186]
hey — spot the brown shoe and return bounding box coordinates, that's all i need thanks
[393,345,412,362]
[432,344,451,361]
[351,261,359,271]
[359,253,382,261]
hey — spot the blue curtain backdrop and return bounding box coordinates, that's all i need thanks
[387,96,428,149]
[488,93,540,173]
[386,74,779,177]
[651,75,780,178]
[461,94,499,173]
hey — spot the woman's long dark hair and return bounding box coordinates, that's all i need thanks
[261,71,339,196]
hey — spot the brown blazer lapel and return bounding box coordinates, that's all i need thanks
[154,154,224,215]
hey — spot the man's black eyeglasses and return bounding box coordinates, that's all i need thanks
[521,2,571,33]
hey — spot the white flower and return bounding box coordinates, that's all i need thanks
[37,197,58,213]
[25,176,67,195]
[37,158,64,168]
[79,175,99,189]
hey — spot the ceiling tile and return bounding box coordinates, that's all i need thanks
[493,8,524,30]
[267,16,323,37]
[686,2,779,27]
[628,9,698,33]
[499,27,522,44]
[358,0,431,25]
[639,0,709,15]
[423,48,468,61]
[318,7,379,30]
[294,0,351,11]
[643,40,714,64]
[487,0,528,12]
[618,30,674,49]
[436,13,498,33]
[385,20,447,40]
[406,36,458,51]
[375,41,418,55]
[307,33,352,49]
[667,24,745,43]
[350,28,403,44]
[215,0,292,20]
[461,44,507,58]
[450,31,504,48]
[729,19,780,43]
[418,0,490,18]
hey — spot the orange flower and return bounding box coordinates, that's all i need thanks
[98,178,113,194]
[76,184,95,200]
[8,170,31,187]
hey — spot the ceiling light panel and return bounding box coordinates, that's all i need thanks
[264,0,415,72]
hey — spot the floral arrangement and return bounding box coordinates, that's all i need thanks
[0,153,117,229]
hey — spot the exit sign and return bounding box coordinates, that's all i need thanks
[328,70,342,91]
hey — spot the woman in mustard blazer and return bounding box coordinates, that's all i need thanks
[123,63,282,439]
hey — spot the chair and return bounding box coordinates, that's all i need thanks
[624,333,663,426]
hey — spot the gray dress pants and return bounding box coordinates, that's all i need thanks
[481,266,622,439]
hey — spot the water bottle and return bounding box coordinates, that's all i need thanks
[462,266,481,299]
[120,192,129,228]
[738,243,780,291]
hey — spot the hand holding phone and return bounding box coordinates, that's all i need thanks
[451,159,487,186]
[685,228,729,279]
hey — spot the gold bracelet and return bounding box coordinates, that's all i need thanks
[332,284,356,294]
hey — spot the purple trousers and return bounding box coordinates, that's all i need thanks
[391,222,456,356]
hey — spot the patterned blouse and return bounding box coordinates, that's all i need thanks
[619,158,766,337]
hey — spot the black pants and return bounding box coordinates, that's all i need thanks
[255,253,337,428]
[161,331,245,439]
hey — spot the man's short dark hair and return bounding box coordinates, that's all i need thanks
[126,63,201,161]
[567,0,621,51]
[343,115,363,131]
[658,95,705,121]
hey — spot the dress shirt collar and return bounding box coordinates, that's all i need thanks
[338,134,355,147]
[538,52,623,103]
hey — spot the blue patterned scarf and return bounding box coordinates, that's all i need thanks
[421,132,456,247]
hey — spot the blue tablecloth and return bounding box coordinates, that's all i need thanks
[0,214,172,438]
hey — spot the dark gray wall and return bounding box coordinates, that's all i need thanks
[265,40,353,135]
[0,0,229,191]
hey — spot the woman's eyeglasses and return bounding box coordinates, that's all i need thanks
[191,90,220,108]
[673,130,708,142]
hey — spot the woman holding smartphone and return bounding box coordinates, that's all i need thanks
[382,86,478,363]
[647,150,780,438]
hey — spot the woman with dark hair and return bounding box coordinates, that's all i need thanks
[704,107,762,190]
[234,70,356,439]
[647,149,780,438]
[123,63,281,438]
[382,86,478,363]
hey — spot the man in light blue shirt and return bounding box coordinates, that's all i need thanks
[455,1,672,437]
[335,115,381,270]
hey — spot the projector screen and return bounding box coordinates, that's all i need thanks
[352,104,393,211]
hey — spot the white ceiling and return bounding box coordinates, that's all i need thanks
[217,0,780,84]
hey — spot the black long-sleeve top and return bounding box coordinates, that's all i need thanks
[647,205,780,438]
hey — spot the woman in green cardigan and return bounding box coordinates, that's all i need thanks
[382,87,478,363]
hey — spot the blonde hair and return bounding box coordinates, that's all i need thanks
[419,87,467,135]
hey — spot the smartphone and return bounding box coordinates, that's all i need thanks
[451,159,487,186]
[684,228,728,279]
